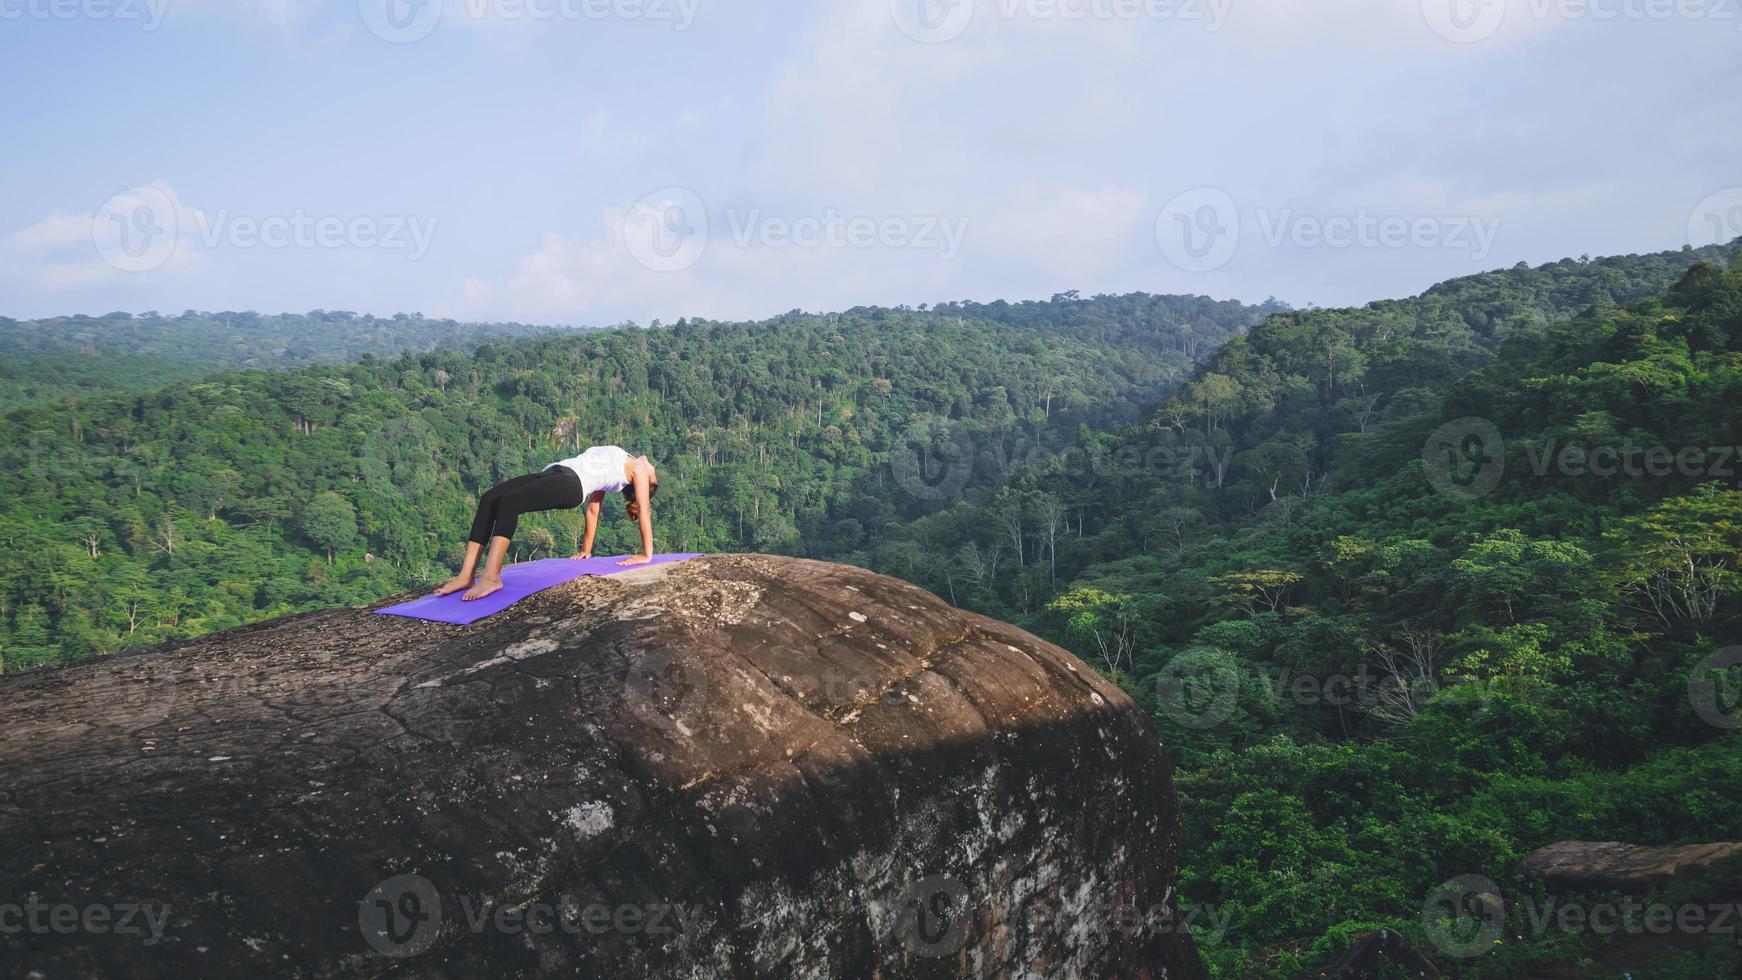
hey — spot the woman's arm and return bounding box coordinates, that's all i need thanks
[571,493,602,559]
[619,471,654,566]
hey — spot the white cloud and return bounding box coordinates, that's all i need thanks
[439,195,972,325]
[3,182,207,293]
[9,211,91,254]
[576,109,648,158]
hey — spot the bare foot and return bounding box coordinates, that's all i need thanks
[462,574,504,601]
[433,574,473,596]
[617,554,652,567]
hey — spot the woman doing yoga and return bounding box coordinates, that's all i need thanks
[435,445,659,600]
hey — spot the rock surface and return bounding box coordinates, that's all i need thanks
[0,555,1205,979]
[1516,840,1742,893]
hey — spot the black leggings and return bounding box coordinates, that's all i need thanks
[467,468,584,546]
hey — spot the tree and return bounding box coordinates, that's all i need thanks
[298,492,357,564]
[1209,570,1303,617]
[1603,483,1742,630]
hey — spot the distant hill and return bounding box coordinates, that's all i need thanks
[0,309,569,408]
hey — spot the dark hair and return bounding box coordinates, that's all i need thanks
[622,478,658,522]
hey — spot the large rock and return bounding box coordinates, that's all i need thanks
[1516,840,1742,893]
[0,555,1204,979]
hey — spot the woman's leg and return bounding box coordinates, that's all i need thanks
[463,470,583,600]
[467,472,544,546]
[435,473,545,595]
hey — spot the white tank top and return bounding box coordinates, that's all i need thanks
[547,445,631,498]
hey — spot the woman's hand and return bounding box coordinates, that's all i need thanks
[617,553,652,566]
[570,551,591,560]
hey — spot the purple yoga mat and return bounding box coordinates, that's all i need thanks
[375,553,701,625]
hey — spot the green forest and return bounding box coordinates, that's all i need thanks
[3,241,1740,975]
[0,309,564,409]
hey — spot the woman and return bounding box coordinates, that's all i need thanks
[436,445,659,601]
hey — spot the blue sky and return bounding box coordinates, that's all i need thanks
[2,0,1738,325]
